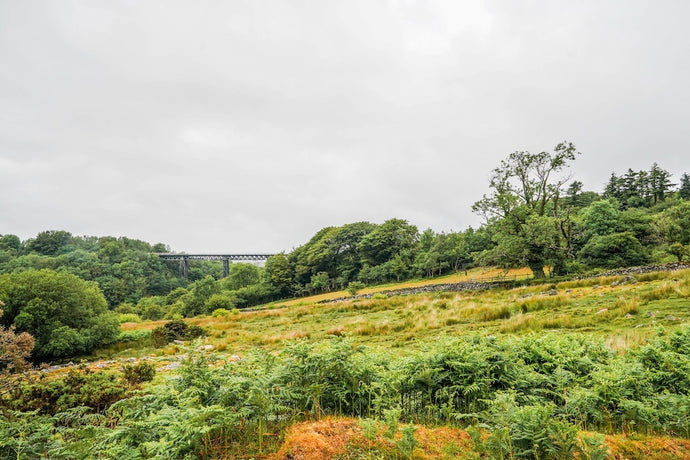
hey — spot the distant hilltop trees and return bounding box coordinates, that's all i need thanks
[1,143,689,320]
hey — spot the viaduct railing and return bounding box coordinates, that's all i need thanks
[155,253,274,278]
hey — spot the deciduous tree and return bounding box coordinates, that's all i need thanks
[0,270,118,360]
[473,142,579,277]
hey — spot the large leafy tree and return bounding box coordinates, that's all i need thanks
[579,199,621,240]
[290,222,377,291]
[264,253,293,296]
[27,230,73,256]
[473,142,579,277]
[357,219,419,267]
[0,270,118,360]
[291,226,340,288]
[224,263,261,291]
[329,222,377,286]
[579,232,648,268]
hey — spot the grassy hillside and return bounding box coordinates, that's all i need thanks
[4,267,690,459]
[118,267,689,358]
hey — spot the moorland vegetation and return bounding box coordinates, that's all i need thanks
[1,143,690,458]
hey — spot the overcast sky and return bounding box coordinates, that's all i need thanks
[1,1,689,253]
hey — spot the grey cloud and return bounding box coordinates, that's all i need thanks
[1,1,689,252]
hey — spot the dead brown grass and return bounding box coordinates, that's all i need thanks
[267,417,690,460]
[267,418,357,460]
[604,433,690,459]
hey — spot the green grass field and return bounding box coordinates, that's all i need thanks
[21,266,689,459]
[118,267,690,359]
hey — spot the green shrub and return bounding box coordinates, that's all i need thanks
[347,281,366,296]
[212,308,231,317]
[0,270,119,360]
[206,294,236,312]
[118,313,142,323]
[114,302,138,314]
[151,319,206,347]
[117,329,151,343]
[151,326,170,347]
[122,361,156,385]
[138,297,167,321]
[7,366,129,415]
[579,232,648,268]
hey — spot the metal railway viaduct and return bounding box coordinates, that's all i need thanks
[156,253,274,278]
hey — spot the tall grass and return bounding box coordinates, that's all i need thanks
[517,294,571,313]
[640,283,682,303]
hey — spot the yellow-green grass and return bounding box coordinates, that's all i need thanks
[110,268,690,359]
[275,266,533,306]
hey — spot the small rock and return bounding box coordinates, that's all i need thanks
[565,289,572,293]
[160,362,182,371]
[647,311,655,318]
[592,285,600,289]
[173,340,185,345]
[228,355,242,362]
[126,357,137,362]
[201,344,213,351]
[611,281,620,287]
[547,289,558,296]
[625,313,633,318]
[666,315,678,321]
[596,308,609,314]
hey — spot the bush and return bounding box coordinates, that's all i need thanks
[7,366,129,415]
[138,297,167,321]
[0,270,119,360]
[151,326,170,348]
[347,281,366,296]
[206,294,236,312]
[579,232,648,268]
[122,361,156,385]
[114,302,138,315]
[118,313,142,323]
[117,329,151,343]
[151,319,206,347]
[212,308,231,317]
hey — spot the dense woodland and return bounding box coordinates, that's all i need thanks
[2,145,690,458]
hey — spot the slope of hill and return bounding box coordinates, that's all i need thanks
[3,267,690,459]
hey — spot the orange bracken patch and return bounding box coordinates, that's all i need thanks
[268,418,358,460]
[605,434,690,460]
[412,425,473,459]
[267,417,476,460]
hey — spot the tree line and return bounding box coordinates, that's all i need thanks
[2,142,690,362]
[0,146,689,299]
